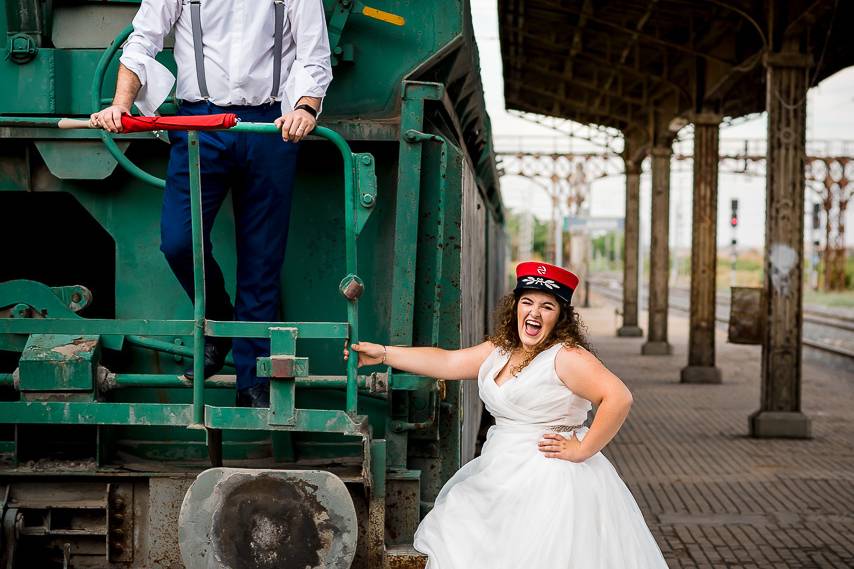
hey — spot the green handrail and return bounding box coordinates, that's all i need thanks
[182,123,361,420]
[0,27,366,425]
[87,23,363,420]
[187,131,206,426]
[91,23,166,188]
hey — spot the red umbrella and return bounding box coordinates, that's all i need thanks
[119,113,238,133]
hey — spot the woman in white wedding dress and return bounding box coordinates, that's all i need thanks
[346,261,668,569]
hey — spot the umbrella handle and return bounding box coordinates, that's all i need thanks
[58,118,95,129]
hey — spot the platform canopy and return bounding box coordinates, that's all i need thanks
[499,0,853,152]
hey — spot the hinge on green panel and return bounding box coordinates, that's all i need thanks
[354,152,377,235]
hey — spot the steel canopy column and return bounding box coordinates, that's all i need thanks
[642,145,673,355]
[681,113,722,383]
[749,47,812,438]
[618,157,643,337]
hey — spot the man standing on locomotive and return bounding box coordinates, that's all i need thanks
[90,0,332,407]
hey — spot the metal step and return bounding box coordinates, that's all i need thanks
[385,469,422,546]
[385,545,427,569]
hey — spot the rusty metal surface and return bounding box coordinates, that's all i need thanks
[728,287,764,345]
[686,116,721,368]
[642,146,672,354]
[179,468,357,569]
[384,474,420,546]
[384,545,428,569]
[348,481,388,569]
[340,278,365,300]
[269,356,296,378]
[107,482,134,563]
[147,476,194,569]
[0,479,143,568]
[756,48,811,426]
[622,158,642,332]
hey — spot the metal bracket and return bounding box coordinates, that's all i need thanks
[267,328,299,426]
[1,506,21,569]
[0,280,122,351]
[338,274,365,300]
[354,152,377,235]
[328,0,405,66]
[5,33,37,64]
[50,285,92,313]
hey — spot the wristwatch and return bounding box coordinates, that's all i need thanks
[294,104,317,118]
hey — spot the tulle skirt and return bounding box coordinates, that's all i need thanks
[413,424,668,569]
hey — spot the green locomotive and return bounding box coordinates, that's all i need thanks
[0,1,504,567]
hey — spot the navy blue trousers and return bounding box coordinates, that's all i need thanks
[160,100,299,392]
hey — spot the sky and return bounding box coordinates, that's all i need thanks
[470,0,854,250]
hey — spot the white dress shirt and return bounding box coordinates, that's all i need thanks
[120,0,332,116]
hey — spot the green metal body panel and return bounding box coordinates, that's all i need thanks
[0,1,504,566]
[18,334,99,391]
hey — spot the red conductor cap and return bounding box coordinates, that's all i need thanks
[513,261,580,303]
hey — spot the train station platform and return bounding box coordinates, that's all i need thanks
[581,298,854,569]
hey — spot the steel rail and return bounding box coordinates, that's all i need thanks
[590,277,854,331]
[592,280,854,360]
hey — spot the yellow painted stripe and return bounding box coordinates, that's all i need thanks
[362,6,405,26]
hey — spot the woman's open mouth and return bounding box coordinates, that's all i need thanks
[524,319,542,337]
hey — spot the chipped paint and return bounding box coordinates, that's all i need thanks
[50,337,97,358]
[769,243,797,295]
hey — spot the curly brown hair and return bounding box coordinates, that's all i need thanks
[487,292,592,376]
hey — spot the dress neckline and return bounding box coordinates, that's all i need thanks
[491,343,561,389]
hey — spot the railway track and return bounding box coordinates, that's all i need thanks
[589,278,854,361]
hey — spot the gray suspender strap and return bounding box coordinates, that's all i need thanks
[189,0,210,100]
[271,0,285,100]
[189,0,284,103]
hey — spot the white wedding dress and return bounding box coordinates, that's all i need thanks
[413,344,668,568]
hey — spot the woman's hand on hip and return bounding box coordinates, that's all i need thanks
[538,432,589,463]
[343,341,385,367]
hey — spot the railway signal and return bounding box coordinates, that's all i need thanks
[730,199,738,287]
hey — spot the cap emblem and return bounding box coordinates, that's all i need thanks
[537,265,547,275]
[521,276,559,290]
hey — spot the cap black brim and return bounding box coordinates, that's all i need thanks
[513,280,574,303]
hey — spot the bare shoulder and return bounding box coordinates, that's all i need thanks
[553,343,628,404]
[555,343,601,370]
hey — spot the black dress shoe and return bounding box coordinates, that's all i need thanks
[236,383,271,408]
[184,339,230,380]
